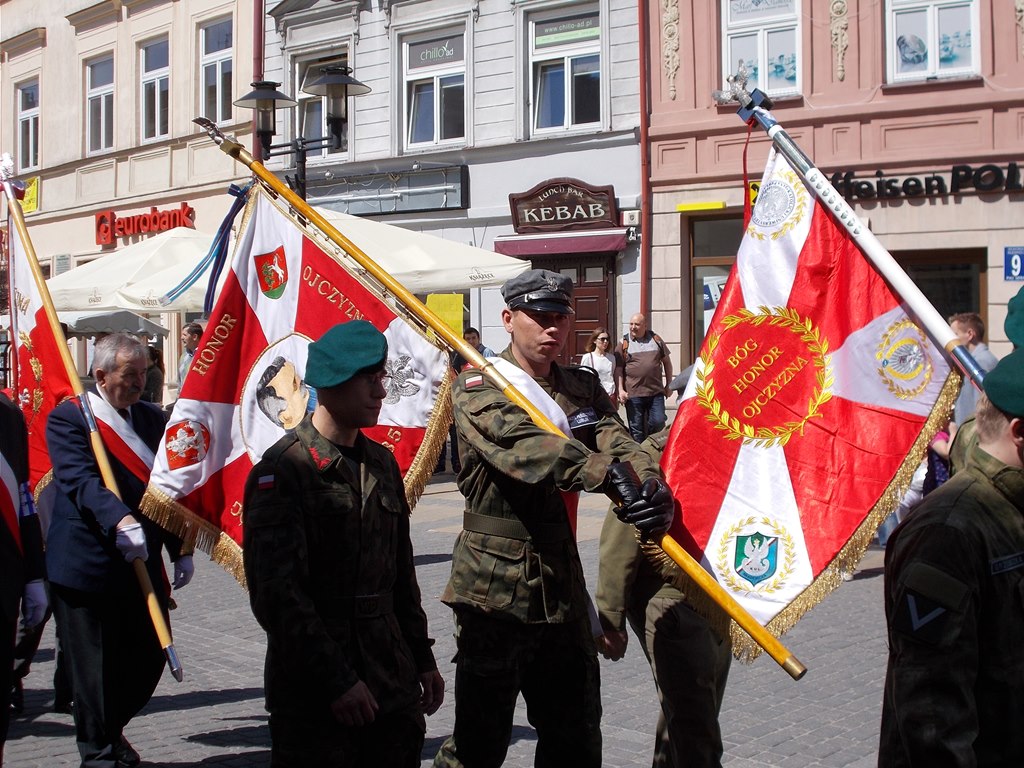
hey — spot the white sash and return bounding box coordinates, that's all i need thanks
[488,358,572,438]
[88,392,157,470]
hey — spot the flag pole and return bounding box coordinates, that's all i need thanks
[1,158,183,683]
[727,87,984,390]
[193,118,807,680]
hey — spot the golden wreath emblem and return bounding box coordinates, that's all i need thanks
[715,515,797,594]
[696,307,833,448]
[747,168,808,241]
[875,318,933,400]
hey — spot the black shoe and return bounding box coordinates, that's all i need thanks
[53,698,73,714]
[114,736,141,768]
[10,680,23,715]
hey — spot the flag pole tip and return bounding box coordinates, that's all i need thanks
[782,655,807,680]
[736,89,774,125]
[165,644,184,682]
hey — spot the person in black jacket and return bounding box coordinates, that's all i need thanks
[0,391,47,764]
[46,334,194,768]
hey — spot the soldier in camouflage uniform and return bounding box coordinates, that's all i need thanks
[879,349,1024,767]
[433,269,676,768]
[244,321,444,768]
[596,428,732,768]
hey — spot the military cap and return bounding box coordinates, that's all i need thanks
[1006,285,1024,348]
[501,268,574,315]
[305,320,387,389]
[982,348,1024,417]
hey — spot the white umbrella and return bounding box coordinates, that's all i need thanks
[46,228,216,312]
[314,207,529,294]
[46,208,527,315]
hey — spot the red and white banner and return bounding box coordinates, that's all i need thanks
[662,149,958,648]
[6,206,76,491]
[142,187,451,580]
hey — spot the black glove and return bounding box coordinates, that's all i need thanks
[602,460,643,508]
[619,478,675,537]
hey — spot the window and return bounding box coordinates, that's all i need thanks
[403,35,465,148]
[690,216,744,357]
[887,0,978,83]
[722,0,800,97]
[529,11,601,133]
[87,56,114,153]
[296,58,348,159]
[140,38,169,141]
[17,80,39,171]
[200,18,233,123]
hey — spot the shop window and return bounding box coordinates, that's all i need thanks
[887,0,978,83]
[722,0,800,97]
[403,33,466,149]
[140,37,170,142]
[690,216,744,358]
[529,9,601,134]
[87,56,115,154]
[200,17,233,124]
[686,215,988,361]
[17,80,39,171]
[895,250,985,322]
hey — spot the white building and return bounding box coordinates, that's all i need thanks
[260,0,643,360]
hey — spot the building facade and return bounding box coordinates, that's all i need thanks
[260,0,643,361]
[645,0,1024,368]
[1,0,254,380]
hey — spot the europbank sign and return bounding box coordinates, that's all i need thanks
[828,163,1024,201]
[95,202,195,245]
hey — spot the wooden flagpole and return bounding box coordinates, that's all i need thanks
[1,158,183,682]
[194,118,807,680]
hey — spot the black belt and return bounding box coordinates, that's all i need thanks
[463,511,568,544]
[329,593,394,618]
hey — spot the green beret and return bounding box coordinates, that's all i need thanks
[305,320,387,389]
[1006,285,1024,348]
[502,269,574,315]
[982,348,1024,417]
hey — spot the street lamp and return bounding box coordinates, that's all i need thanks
[233,66,371,200]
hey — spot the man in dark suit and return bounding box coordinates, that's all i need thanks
[46,333,194,768]
[1,392,47,764]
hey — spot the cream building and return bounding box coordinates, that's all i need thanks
[1,0,254,386]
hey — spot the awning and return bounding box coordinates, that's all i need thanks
[58,310,169,339]
[0,309,169,338]
[492,228,629,257]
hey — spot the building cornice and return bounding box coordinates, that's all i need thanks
[66,0,123,32]
[0,27,45,59]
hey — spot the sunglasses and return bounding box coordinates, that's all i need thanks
[597,336,609,341]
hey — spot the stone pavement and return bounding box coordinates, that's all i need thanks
[6,475,888,767]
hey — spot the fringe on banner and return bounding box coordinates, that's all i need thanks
[404,363,455,508]
[641,368,962,662]
[139,486,248,590]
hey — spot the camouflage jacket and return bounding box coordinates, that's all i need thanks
[243,417,437,716]
[879,443,1024,767]
[441,346,660,624]
[595,429,682,632]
